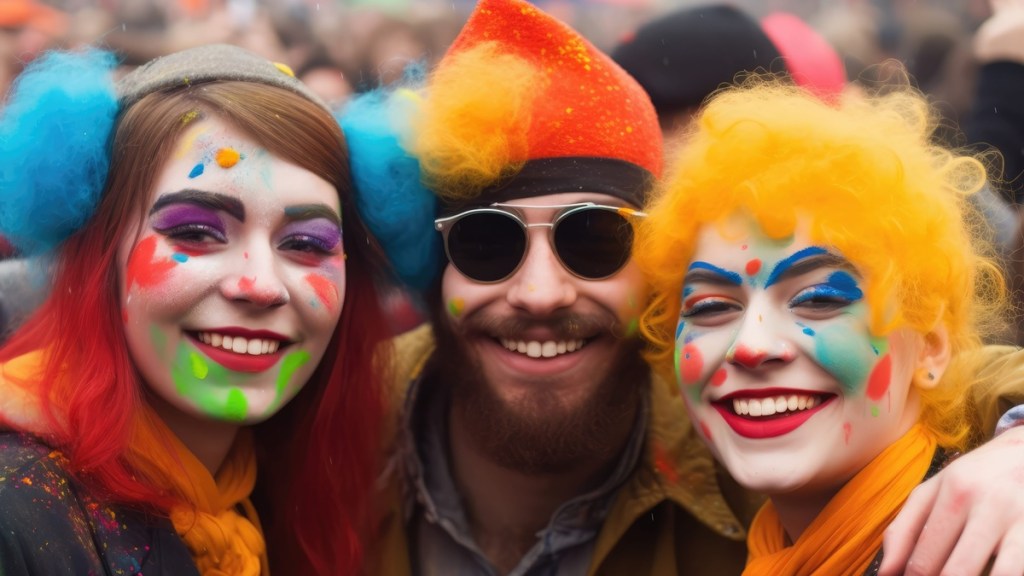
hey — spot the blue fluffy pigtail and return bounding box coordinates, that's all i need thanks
[0,50,119,255]
[339,84,441,292]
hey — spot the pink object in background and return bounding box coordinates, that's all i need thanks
[761,12,846,100]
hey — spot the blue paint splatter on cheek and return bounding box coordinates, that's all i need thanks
[171,253,189,263]
[814,325,873,393]
[675,320,686,340]
[188,163,204,179]
[797,322,815,336]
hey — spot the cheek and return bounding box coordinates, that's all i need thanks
[301,256,346,316]
[805,321,887,395]
[674,326,734,399]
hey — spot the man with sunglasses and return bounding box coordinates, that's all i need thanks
[350,0,1024,574]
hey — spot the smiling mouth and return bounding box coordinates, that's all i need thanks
[189,331,289,356]
[727,393,831,418]
[497,338,591,358]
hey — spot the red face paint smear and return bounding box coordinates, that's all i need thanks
[843,422,852,445]
[865,354,892,401]
[731,345,766,369]
[700,420,713,441]
[305,273,339,312]
[710,368,728,386]
[238,276,256,292]
[745,259,762,276]
[653,442,679,484]
[125,236,176,291]
[679,343,704,385]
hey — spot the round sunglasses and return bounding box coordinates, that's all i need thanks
[434,202,647,283]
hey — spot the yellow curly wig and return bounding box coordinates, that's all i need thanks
[636,80,1006,451]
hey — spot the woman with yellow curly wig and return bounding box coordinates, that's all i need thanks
[635,81,1005,575]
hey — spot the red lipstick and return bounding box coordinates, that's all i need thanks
[712,395,834,439]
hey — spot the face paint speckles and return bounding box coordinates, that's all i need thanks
[865,354,893,401]
[171,252,189,263]
[677,342,704,386]
[271,350,311,415]
[224,388,248,421]
[745,259,762,276]
[843,422,852,444]
[625,317,639,337]
[215,147,241,168]
[188,163,204,179]
[710,368,728,386]
[189,351,209,380]
[448,297,465,318]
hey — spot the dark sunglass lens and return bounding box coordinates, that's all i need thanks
[448,212,526,282]
[555,209,633,279]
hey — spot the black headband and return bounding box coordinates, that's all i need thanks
[438,156,654,216]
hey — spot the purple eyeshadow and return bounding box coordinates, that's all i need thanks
[151,204,226,233]
[280,218,342,251]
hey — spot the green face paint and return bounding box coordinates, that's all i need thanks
[264,350,311,417]
[448,297,465,318]
[169,341,248,421]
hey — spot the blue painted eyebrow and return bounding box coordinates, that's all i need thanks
[686,261,743,286]
[764,246,829,288]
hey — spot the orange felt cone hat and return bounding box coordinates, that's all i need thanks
[413,0,662,209]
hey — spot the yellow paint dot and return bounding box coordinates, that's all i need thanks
[566,107,573,114]
[273,62,295,77]
[216,148,241,168]
[626,126,634,133]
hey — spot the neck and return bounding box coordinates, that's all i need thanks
[447,398,636,574]
[147,392,240,475]
[768,488,839,543]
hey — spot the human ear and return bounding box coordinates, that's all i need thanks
[914,325,951,390]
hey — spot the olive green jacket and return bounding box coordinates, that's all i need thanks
[369,325,1024,575]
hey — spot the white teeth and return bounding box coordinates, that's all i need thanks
[732,394,824,418]
[500,338,588,358]
[196,332,285,356]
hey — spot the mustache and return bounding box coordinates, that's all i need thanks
[458,310,622,340]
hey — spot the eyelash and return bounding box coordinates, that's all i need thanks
[278,234,339,255]
[158,223,227,244]
[789,288,857,310]
[682,297,737,318]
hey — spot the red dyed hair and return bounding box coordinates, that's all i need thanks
[0,82,390,574]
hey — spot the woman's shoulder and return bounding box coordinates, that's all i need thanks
[0,432,198,576]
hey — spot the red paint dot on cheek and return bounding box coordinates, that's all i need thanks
[125,236,176,290]
[679,343,704,384]
[745,259,761,275]
[244,252,249,260]
[710,368,727,386]
[305,273,339,312]
[866,354,892,401]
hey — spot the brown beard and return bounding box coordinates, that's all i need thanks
[432,305,648,475]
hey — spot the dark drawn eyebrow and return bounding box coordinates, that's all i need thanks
[684,261,743,287]
[284,204,342,227]
[149,189,246,222]
[766,251,856,287]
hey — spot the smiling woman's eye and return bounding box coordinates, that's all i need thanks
[681,296,741,321]
[157,223,227,244]
[279,234,340,255]
[789,289,856,313]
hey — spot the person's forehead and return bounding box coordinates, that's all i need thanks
[501,191,633,208]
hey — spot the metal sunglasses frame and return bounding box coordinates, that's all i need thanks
[433,202,647,284]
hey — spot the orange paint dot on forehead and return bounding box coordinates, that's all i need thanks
[305,273,339,312]
[745,259,762,276]
[215,147,241,168]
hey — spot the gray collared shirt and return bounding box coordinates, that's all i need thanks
[401,367,649,576]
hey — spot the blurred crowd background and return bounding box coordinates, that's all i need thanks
[2,0,1023,341]
[0,0,1002,117]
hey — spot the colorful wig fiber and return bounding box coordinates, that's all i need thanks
[339,82,442,291]
[0,50,118,255]
[636,81,1004,451]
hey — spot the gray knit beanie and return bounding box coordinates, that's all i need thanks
[117,44,329,112]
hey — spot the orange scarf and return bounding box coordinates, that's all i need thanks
[129,411,269,576]
[745,424,936,576]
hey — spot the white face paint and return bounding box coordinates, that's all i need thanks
[676,215,925,497]
[118,116,345,425]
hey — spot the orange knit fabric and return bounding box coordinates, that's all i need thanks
[129,413,269,576]
[442,0,662,177]
[745,424,936,576]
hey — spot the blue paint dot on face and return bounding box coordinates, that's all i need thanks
[871,345,879,356]
[171,253,189,263]
[188,163,204,179]
[683,286,695,298]
[676,320,686,340]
